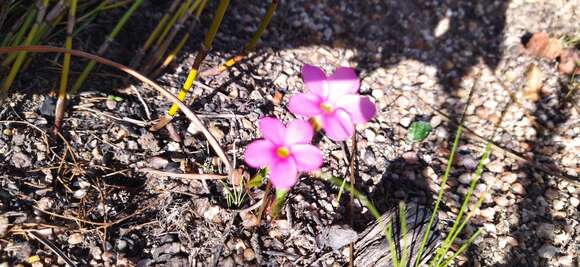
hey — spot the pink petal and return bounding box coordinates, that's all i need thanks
[327,67,360,103]
[321,108,355,141]
[301,64,328,98]
[336,95,376,123]
[244,139,277,168]
[259,117,285,145]
[285,120,314,145]
[288,93,323,117]
[290,144,323,171]
[269,158,298,189]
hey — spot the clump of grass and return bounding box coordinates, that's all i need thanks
[1,0,48,98]
[322,72,498,266]
[127,0,182,71]
[149,0,210,78]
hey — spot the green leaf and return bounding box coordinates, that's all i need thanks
[407,121,432,142]
[246,168,267,189]
[107,95,124,102]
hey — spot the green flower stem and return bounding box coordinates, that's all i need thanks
[1,7,35,48]
[442,229,481,267]
[150,0,209,78]
[399,202,409,265]
[155,0,191,48]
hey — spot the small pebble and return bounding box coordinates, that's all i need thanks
[402,151,419,164]
[494,196,508,206]
[11,152,32,168]
[479,207,496,221]
[537,244,557,258]
[458,173,472,185]
[511,183,526,195]
[502,172,518,184]
[553,200,566,211]
[148,156,169,169]
[105,99,116,110]
[243,248,255,261]
[569,197,579,207]
[558,255,573,266]
[68,233,83,245]
[364,129,376,143]
[400,116,413,127]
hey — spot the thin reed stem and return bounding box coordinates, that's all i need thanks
[53,0,77,131]
[151,0,229,131]
[0,0,47,97]
[203,0,277,76]
[70,0,144,94]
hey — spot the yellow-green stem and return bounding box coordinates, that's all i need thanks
[141,0,201,74]
[399,202,409,265]
[54,0,77,131]
[166,0,229,116]
[431,143,491,266]
[125,0,181,79]
[1,7,36,48]
[244,0,277,52]
[155,0,191,48]
[150,30,190,78]
[0,0,47,97]
[150,0,208,78]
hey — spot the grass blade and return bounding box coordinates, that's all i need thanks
[203,0,278,76]
[414,72,481,266]
[150,0,230,131]
[0,0,47,97]
[70,0,145,94]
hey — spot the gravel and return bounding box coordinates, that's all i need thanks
[0,0,578,266]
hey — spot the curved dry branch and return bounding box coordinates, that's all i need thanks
[0,45,233,176]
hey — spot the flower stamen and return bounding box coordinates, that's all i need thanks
[320,102,333,113]
[276,146,290,158]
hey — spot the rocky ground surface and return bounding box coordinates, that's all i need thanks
[0,0,578,266]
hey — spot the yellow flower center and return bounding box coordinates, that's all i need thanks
[320,102,333,113]
[276,146,290,158]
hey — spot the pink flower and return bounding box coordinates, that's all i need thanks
[288,64,376,141]
[244,117,323,189]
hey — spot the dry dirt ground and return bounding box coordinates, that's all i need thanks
[0,0,579,266]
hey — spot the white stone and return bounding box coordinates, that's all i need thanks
[569,197,579,207]
[458,173,472,185]
[553,200,566,211]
